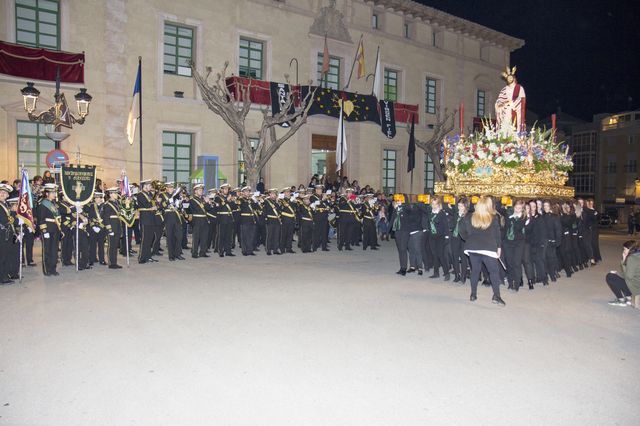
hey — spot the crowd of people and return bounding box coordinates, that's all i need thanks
[0,175,392,284]
[2,174,635,309]
[389,194,606,306]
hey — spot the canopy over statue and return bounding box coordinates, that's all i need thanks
[495,66,526,136]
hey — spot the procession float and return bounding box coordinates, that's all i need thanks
[435,67,575,200]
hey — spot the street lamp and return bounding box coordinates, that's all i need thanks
[19,67,92,148]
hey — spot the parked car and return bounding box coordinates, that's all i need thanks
[599,214,613,228]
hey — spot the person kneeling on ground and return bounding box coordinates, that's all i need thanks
[605,240,640,307]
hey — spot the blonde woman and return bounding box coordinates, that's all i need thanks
[459,196,506,306]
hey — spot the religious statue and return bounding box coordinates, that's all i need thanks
[494,66,526,135]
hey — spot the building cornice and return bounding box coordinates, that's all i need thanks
[370,0,525,52]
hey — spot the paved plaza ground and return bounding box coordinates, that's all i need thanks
[1,231,639,425]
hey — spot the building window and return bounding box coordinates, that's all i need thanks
[476,90,486,118]
[384,68,398,101]
[17,121,55,177]
[317,53,340,90]
[404,23,410,38]
[162,131,193,184]
[382,149,397,195]
[607,160,617,174]
[425,77,438,115]
[625,159,637,173]
[239,37,264,80]
[15,0,60,50]
[164,23,193,77]
[424,154,435,193]
[238,138,259,186]
[372,13,378,29]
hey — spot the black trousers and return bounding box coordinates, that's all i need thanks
[606,273,632,299]
[312,216,329,250]
[217,220,234,255]
[338,217,356,249]
[504,240,524,286]
[0,239,9,280]
[450,237,468,278]
[581,229,594,261]
[265,220,281,253]
[545,241,559,277]
[421,231,432,271]
[106,228,120,266]
[591,227,602,262]
[469,253,502,298]
[429,235,449,275]
[362,219,376,249]
[191,218,209,257]
[152,224,163,255]
[165,216,182,259]
[133,219,141,244]
[120,225,133,256]
[529,243,547,282]
[182,221,189,249]
[138,224,154,262]
[41,231,59,275]
[61,226,74,264]
[395,230,409,270]
[240,222,256,255]
[558,234,573,274]
[23,229,34,264]
[7,240,19,277]
[280,219,295,252]
[299,221,313,253]
[77,230,90,270]
[89,228,105,263]
[207,220,216,251]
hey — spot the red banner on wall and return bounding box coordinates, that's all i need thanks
[0,41,84,83]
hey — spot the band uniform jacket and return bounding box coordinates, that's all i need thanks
[136,191,156,226]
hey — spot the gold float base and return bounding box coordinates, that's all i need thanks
[434,180,575,199]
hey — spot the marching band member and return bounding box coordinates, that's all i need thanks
[310,185,330,252]
[263,188,282,255]
[0,184,16,284]
[239,186,257,256]
[38,184,61,276]
[163,182,184,261]
[215,183,235,257]
[337,188,359,251]
[87,192,107,266]
[279,187,297,254]
[360,193,378,250]
[136,179,157,264]
[188,184,209,258]
[297,194,314,253]
[102,187,123,269]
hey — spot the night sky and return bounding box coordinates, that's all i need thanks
[420,0,640,121]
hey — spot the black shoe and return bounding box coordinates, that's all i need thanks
[528,280,534,290]
[508,283,514,291]
[470,294,477,302]
[443,273,451,281]
[566,271,572,278]
[286,250,295,254]
[177,255,185,260]
[169,257,175,261]
[201,254,210,258]
[51,271,59,276]
[417,269,423,276]
[1,279,14,285]
[98,261,107,265]
[482,279,491,287]
[219,253,224,258]
[274,251,282,255]
[429,273,440,279]
[492,295,506,306]
[543,279,549,286]
[578,264,584,270]
[108,265,122,269]
[149,258,158,263]
[396,269,407,276]
[453,274,461,283]
[322,248,330,252]
[138,260,148,264]
[550,275,556,283]
[371,247,378,250]
[514,282,520,292]
[266,251,272,256]
[192,254,199,259]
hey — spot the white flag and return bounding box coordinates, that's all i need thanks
[126,62,141,145]
[336,103,347,171]
[372,48,382,100]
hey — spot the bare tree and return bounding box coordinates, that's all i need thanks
[191,61,316,188]
[407,107,457,182]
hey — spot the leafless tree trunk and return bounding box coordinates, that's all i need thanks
[407,107,457,182]
[191,61,316,188]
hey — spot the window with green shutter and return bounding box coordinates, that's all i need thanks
[17,120,55,177]
[15,0,60,50]
[382,149,397,195]
[424,155,435,193]
[425,77,438,114]
[239,37,264,80]
[384,69,398,101]
[317,53,341,90]
[162,131,193,184]
[164,23,193,77]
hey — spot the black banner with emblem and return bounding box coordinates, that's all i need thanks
[270,81,294,128]
[379,100,396,139]
[300,86,380,124]
[60,165,97,206]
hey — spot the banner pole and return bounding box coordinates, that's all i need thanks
[125,219,130,267]
[75,203,79,273]
[138,56,143,181]
[343,34,362,91]
[18,223,24,283]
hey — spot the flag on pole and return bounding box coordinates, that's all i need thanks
[126,62,141,145]
[121,173,131,197]
[16,168,34,231]
[336,103,347,171]
[356,38,366,79]
[371,47,382,99]
[407,114,416,173]
[322,34,330,75]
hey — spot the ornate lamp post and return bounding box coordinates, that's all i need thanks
[20,68,92,149]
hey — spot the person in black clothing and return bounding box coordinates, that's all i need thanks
[360,193,378,250]
[215,184,235,257]
[586,198,602,263]
[458,195,506,306]
[58,196,74,266]
[102,188,123,269]
[188,184,210,258]
[525,200,548,288]
[136,180,158,264]
[238,186,258,256]
[337,189,359,251]
[310,185,330,251]
[428,197,451,280]
[559,202,577,277]
[87,192,107,266]
[542,201,562,282]
[574,201,593,269]
[416,201,433,274]
[262,188,282,255]
[0,183,15,284]
[390,197,422,275]
[450,197,469,283]
[297,194,314,253]
[279,188,297,254]
[163,182,184,261]
[503,200,526,291]
[38,184,60,276]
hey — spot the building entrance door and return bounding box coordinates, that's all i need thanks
[311,134,344,181]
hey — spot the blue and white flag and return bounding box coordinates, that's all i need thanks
[126,62,141,145]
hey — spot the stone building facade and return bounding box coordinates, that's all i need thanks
[0,0,523,192]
